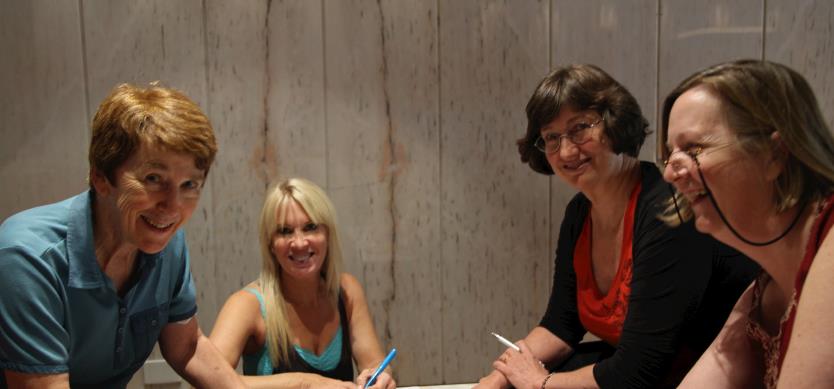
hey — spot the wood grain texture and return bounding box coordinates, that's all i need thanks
[659,0,763,104]
[268,0,328,185]
[439,0,551,383]
[0,0,88,220]
[374,0,442,384]
[203,0,269,333]
[765,0,834,131]
[321,0,397,378]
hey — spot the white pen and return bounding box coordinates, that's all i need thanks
[491,331,521,352]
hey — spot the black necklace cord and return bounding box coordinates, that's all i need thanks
[694,159,806,247]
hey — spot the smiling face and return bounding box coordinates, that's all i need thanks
[663,86,776,239]
[270,199,329,281]
[92,143,205,254]
[542,106,620,194]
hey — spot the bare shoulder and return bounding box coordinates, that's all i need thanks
[339,273,368,311]
[219,283,263,317]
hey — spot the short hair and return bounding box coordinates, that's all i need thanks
[660,59,834,221]
[257,178,343,367]
[88,83,217,185]
[518,64,650,175]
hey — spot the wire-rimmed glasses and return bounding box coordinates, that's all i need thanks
[534,118,604,154]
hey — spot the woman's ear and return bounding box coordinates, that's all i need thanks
[90,168,112,196]
[765,131,788,181]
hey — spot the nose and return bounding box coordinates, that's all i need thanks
[557,137,579,159]
[287,230,310,248]
[158,186,183,210]
[662,156,688,182]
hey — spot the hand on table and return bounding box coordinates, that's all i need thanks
[492,340,549,389]
[356,368,396,389]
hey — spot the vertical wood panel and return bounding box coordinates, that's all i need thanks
[658,0,763,111]
[82,0,212,357]
[322,0,396,378]
[204,0,268,333]
[439,0,550,383]
[765,0,834,130]
[269,0,327,184]
[377,0,441,385]
[0,0,87,221]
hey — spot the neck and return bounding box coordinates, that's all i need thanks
[92,195,138,270]
[280,272,325,307]
[586,158,641,229]
[731,201,817,300]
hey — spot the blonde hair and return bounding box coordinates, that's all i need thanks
[257,178,343,366]
[659,60,834,224]
[89,82,217,185]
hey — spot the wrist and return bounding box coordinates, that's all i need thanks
[540,372,555,389]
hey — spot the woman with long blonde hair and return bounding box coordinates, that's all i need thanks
[210,178,395,389]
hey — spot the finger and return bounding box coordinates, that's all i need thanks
[517,340,532,354]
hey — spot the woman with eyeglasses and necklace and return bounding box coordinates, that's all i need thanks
[208,178,395,389]
[475,64,758,389]
[662,60,834,389]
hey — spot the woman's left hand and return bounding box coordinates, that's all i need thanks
[356,368,396,389]
[493,340,549,389]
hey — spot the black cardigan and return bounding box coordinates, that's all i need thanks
[540,161,758,388]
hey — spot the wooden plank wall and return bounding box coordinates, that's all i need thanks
[1,1,833,386]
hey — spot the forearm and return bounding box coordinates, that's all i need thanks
[169,334,245,389]
[543,365,599,389]
[241,372,345,389]
[3,371,70,389]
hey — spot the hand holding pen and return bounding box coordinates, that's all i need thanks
[358,348,397,389]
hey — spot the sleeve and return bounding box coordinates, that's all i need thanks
[538,196,587,347]
[592,212,715,389]
[166,231,197,323]
[0,246,70,374]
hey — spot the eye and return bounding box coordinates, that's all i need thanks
[568,122,594,135]
[543,132,561,142]
[145,174,162,184]
[302,223,319,233]
[276,226,293,236]
[182,180,203,190]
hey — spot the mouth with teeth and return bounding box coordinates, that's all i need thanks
[288,251,316,265]
[141,215,176,231]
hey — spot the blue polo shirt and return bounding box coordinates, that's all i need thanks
[0,191,197,388]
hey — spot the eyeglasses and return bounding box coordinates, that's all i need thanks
[662,142,736,174]
[534,118,604,154]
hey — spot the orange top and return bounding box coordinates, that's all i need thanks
[574,182,641,345]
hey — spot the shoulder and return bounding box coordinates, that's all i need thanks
[339,273,366,299]
[0,196,76,255]
[222,286,264,316]
[339,273,369,312]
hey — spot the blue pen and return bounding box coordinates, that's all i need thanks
[364,348,397,388]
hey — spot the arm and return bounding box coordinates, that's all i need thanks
[158,317,246,389]
[477,327,575,389]
[0,247,71,389]
[208,288,355,389]
[341,273,396,389]
[778,226,834,387]
[679,284,762,388]
[3,371,69,389]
